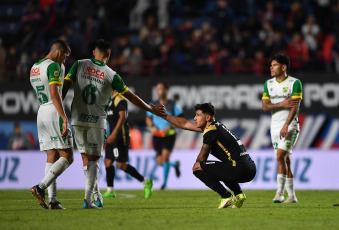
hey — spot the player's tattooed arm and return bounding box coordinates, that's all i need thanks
[164,114,202,132]
[262,96,299,112]
[280,99,301,138]
[62,79,72,100]
[196,144,212,162]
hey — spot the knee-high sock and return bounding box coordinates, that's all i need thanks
[39,157,69,190]
[84,161,99,203]
[285,178,296,197]
[45,163,57,203]
[162,161,170,186]
[125,164,144,182]
[93,179,102,201]
[193,170,232,198]
[277,174,287,194]
[222,181,242,196]
[106,165,115,188]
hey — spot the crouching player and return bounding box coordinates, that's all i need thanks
[163,103,256,209]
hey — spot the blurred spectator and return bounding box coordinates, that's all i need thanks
[7,123,32,150]
[128,46,143,75]
[301,15,320,54]
[5,46,18,81]
[129,0,150,30]
[286,33,309,70]
[17,53,31,79]
[322,33,335,72]
[158,0,170,29]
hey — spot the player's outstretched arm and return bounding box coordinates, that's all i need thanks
[262,96,299,112]
[50,84,69,138]
[123,90,166,116]
[164,114,202,133]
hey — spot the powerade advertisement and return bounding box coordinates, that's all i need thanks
[1,150,338,190]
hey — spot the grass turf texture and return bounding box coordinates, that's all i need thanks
[0,190,338,230]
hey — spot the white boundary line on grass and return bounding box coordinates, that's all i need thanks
[15,193,137,201]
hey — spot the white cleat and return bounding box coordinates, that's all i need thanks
[273,192,284,203]
[284,196,298,203]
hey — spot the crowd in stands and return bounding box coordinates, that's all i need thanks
[1,0,339,82]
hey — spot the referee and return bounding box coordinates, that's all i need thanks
[146,82,183,190]
[163,103,256,209]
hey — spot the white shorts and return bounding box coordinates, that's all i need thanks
[73,125,106,156]
[37,105,73,151]
[271,128,299,156]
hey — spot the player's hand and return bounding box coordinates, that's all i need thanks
[280,124,289,139]
[280,96,299,109]
[151,126,159,134]
[151,103,166,117]
[61,118,69,138]
[106,134,116,144]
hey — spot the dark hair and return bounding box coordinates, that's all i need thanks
[94,39,111,55]
[51,40,71,55]
[157,82,169,90]
[271,54,290,70]
[195,103,216,116]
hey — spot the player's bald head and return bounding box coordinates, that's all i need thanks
[50,40,71,55]
[94,39,111,57]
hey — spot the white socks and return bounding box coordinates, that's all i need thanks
[93,180,102,201]
[142,179,147,186]
[83,161,99,203]
[285,178,296,197]
[39,157,69,190]
[107,187,114,193]
[45,163,57,203]
[277,174,287,194]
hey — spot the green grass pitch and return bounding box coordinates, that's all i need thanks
[0,190,338,230]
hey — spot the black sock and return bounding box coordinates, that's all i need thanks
[193,170,232,198]
[125,164,144,182]
[223,181,242,196]
[106,165,115,187]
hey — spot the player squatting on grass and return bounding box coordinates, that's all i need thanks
[29,40,74,209]
[62,39,165,209]
[262,54,302,204]
[163,102,257,209]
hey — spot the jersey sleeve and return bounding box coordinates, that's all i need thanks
[291,80,303,100]
[174,103,183,117]
[112,73,129,94]
[47,62,62,86]
[262,81,270,100]
[64,60,79,84]
[203,129,218,146]
[117,99,128,112]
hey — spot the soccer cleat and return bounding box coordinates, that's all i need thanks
[334,204,339,206]
[144,179,154,199]
[102,192,116,198]
[49,201,66,209]
[284,196,298,203]
[273,192,284,203]
[160,184,166,190]
[232,193,247,209]
[83,200,101,209]
[94,198,104,208]
[174,161,181,178]
[218,196,235,209]
[30,185,48,209]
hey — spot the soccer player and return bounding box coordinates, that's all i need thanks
[30,40,74,209]
[62,39,165,209]
[146,82,182,190]
[103,90,153,199]
[262,54,302,203]
[163,103,256,209]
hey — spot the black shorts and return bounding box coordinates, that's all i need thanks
[200,160,256,184]
[105,143,129,162]
[153,134,176,156]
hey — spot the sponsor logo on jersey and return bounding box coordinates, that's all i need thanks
[78,113,99,123]
[283,87,288,92]
[50,136,59,141]
[84,67,105,80]
[30,68,40,77]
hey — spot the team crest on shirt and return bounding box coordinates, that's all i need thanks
[283,87,288,93]
[286,142,291,148]
[54,71,59,77]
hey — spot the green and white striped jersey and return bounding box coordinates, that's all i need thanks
[262,75,303,129]
[30,58,64,106]
[65,59,129,129]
